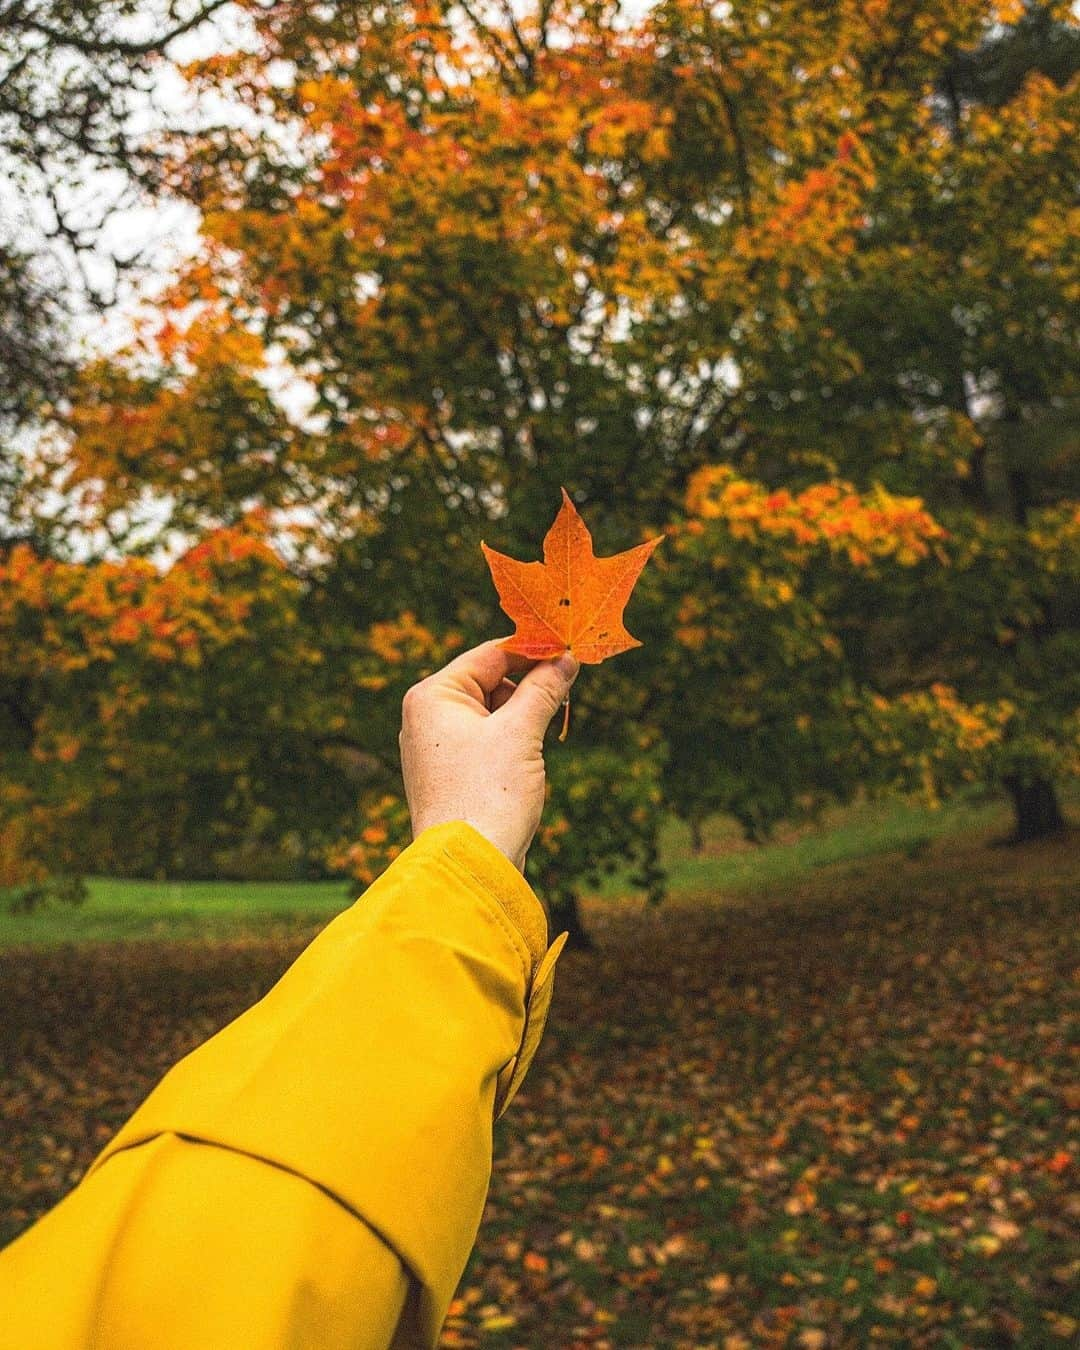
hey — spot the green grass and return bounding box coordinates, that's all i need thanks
[580,787,1020,903]
[646,789,1013,897]
[0,787,1070,946]
[0,877,352,947]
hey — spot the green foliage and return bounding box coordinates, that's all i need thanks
[4,874,86,917]
[946,1,1080,109]
[530,737,668,911]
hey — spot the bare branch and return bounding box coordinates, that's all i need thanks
[9,0,234,59]
[455,0,530,89]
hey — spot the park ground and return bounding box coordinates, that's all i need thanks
[1,792,1077,1347]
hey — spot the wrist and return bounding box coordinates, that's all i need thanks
[459,817,524,873]
[411,813,526,874]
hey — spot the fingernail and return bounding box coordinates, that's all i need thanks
[554,652,580,681]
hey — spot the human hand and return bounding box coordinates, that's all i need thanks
[398,639,580,872]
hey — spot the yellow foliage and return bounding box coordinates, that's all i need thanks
[684,466,946,567]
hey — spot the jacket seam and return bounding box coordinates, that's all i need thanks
[88,1129,417,1279]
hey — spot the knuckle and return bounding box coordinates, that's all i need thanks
[400,681,426,723]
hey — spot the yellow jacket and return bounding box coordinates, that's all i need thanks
[0,822,569,1349]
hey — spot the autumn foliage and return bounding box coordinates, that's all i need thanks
[4,0,1077,917]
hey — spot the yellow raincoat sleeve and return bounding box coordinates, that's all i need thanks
[0,820,569,1350]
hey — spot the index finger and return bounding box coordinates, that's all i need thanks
[429,638,534,703]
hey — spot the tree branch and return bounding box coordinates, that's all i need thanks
[10,0,234,59]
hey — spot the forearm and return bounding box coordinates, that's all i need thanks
[0,1132,410,1349]
[0,821,567,1349]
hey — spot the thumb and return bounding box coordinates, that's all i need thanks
[505,652,580,735]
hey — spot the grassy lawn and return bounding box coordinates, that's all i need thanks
[607,788,1016,900]
[2,793,1076,1346]
[0,788,1043,946]
[0,875,352,947]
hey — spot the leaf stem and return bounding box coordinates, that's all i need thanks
[558,694,571,742]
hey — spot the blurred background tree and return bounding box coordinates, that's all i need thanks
[0,2,237,541]
[3,1,1076,938]
[1,2,240,902]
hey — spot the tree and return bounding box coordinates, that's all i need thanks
[945,0,1080,111]
[673,0,1079,836]
[0,1,234,291]
[10,0,1077,935]
[0,514,349,895]
[0,0,238,545]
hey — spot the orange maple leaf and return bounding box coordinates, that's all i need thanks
[481,487,662,664]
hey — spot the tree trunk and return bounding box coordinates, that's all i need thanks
[690,816,706,855]
[1003,775,1066,843]
[1006,467,1031,527]
[547,893,595,952]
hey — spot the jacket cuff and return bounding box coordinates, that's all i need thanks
[420,820,549,979]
